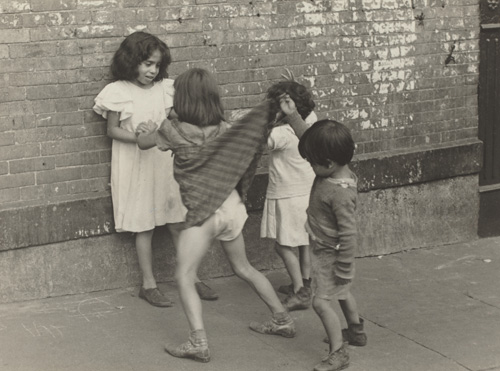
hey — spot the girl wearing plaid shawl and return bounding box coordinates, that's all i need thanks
[137,68,298,363]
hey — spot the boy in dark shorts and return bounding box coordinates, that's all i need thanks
[298,120,367,371]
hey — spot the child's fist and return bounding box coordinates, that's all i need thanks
[136,120,156,134]
[279,93,297,116]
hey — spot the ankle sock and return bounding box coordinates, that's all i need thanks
[189,329,208,346]
[272,311,292,325]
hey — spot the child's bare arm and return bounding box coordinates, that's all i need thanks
[106,111,137,143]
[280,94,309,139]
[136,131,157,149]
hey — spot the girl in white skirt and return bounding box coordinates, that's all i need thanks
[261,80,317,311]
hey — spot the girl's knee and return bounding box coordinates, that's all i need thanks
[233,263,256,280]
[175,266,196,283]
[312,296,329,314]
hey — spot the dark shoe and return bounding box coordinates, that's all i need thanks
[278,278,311,296]
[195,282,219,301]
[282,286,312,311]
[138,287,173,307]
[249,313,296,338]
[342,318,367,346]
[278,283,294,296]
[165,338,210,363]
[324,318,367,346]
[313,344,349,371]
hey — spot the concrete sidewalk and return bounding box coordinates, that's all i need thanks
[1,237,499,371]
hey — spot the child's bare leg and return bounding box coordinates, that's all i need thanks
[297,244,311,279]
[223,235,284,313]
[136,229,173,307]
[175,223,214,331]
[339,292,367,346]
[313,296,343,352]
[275,242,303,292]
[136,229,156,289]
[339,292,360,325]
[277,243,312,311]
[168,223,218,301]
[222,233,296,338]
[165,222,214,363]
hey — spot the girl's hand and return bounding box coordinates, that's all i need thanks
[279,93,297,116]
[136,120,156,134]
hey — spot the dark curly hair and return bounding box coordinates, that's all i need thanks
[110,31,171,82]
[298,119,355,167]
[266,80,315,120]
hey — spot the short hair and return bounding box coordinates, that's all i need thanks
[110,31,171,82]
[173,68,225,127]
[266,80,315,120]
[298,119,355,167]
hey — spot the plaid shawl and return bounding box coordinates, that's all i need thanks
[173,100,278,228]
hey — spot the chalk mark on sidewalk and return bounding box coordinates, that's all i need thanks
[21,322,64,338]
[71,297,120,322]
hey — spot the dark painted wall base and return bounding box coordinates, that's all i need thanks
[479,189,500,237]
[0,139,483,303]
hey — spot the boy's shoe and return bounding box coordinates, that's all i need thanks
[282,286,312,311]
[164,330,210,363]
[313,344,349,371]
[138,287,173,307]
[278,283,294,296]
[195,282,219,301]
[249,312,296,338]
[323,318,367,346]
[278,278,311,296]
[342,318,367,346]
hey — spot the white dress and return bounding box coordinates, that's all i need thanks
[260,112,317,247]
[93,79,186,233]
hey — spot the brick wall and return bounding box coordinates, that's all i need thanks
[0,0,479,213]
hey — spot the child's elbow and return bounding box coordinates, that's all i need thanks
[137,139,147,150]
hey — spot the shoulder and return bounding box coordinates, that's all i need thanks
[93,80,133,119]
[271,124,294,136]
[159,78,175,93]
[97,80,130,96]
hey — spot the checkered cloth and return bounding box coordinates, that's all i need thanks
[174,100,278,228]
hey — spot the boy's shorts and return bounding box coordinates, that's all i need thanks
[213,189,248,241]
[310,238,354,301]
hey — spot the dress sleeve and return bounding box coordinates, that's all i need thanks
[93,81,133,121]
[155,119,173,152]
[161,78,175,110]
[267,125,293,151]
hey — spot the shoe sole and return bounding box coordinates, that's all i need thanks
[286,304,310,311]
[323,337,366,346]
[199,295,219,301]
[138,292,174,307]
[313,363,349,371]
[190,354,211,363]
[249,325,296,338]
[277,330,296,338]
[165,348,210,363]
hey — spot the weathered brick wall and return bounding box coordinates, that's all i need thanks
[0,0,479,212]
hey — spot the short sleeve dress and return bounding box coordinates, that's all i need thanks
[260,111,317,247]
[93,79,186,233]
